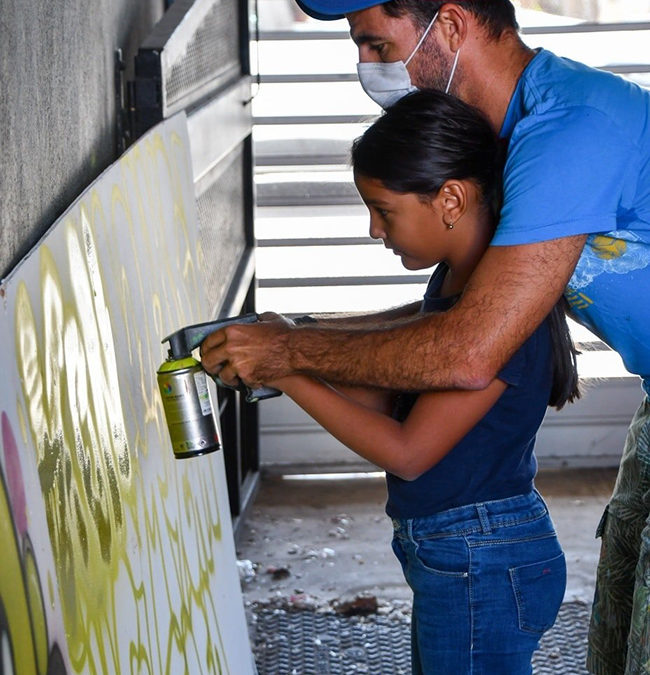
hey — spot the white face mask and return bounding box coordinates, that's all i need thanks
[357,11,460,108]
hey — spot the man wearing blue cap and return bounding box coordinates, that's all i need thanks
[201,2,650,672]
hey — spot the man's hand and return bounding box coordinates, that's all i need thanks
[200,313,294,387]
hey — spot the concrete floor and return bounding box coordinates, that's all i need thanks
[235,467,617,611]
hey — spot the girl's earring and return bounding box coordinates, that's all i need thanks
[445,219,454,230]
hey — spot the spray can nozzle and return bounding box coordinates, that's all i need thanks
[161,313,282,403]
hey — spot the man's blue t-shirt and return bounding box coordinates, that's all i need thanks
[385,265,553,518]
[493,49,650,393]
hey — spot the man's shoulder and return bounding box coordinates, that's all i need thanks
[505,49,649,163]
[520,49,647,124]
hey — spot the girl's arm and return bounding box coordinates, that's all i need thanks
[327,384,395,415]
[274,375,507,481]
[296,301,422,328]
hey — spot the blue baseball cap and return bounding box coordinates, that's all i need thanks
[295,0,388,20]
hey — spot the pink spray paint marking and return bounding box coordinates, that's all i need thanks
[2,411,28,536]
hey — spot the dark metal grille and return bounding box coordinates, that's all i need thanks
[196,145,248,316]
[251,602,590,674]
[252,610,412,674]
[164,0,240,111]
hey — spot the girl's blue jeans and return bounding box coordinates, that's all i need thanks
[391,490,566,675]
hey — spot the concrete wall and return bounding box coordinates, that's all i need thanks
[0,0,164,279]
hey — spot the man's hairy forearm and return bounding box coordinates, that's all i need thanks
[203,237,586,391]
[286,237,587,391]
[288,308,488,391]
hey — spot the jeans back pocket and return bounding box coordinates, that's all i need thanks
[509,552,566,634]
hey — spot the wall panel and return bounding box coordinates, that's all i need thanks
[0,113,253,674]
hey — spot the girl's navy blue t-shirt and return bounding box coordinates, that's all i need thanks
[385,264,553,519]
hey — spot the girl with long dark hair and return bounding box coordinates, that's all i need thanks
[267,89,580,674]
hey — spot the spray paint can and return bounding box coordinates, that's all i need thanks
[157,354,221,459]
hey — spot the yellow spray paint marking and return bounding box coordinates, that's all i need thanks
[24,539,49,675]
[0,448,37,674]
[590,235,627,260]
[15,233,133,672]
[565,287,594,312]
[10,124,232,674]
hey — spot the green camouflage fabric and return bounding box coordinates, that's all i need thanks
[587,397,650,675]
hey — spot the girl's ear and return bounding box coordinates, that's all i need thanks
[439,180,467,228]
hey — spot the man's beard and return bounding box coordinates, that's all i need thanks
[411,37,457,94]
